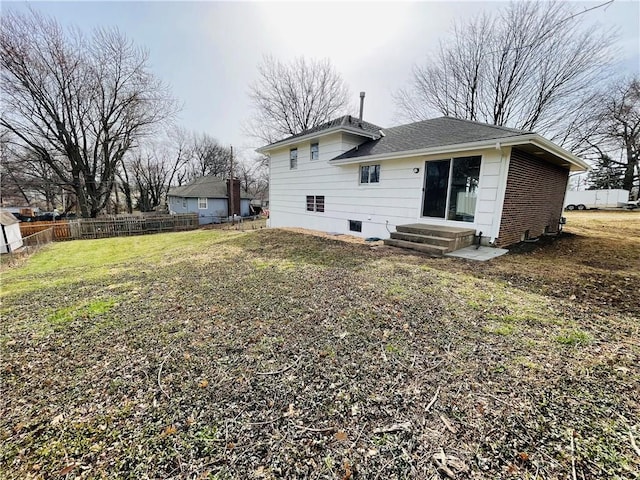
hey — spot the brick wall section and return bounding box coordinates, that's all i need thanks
[498,149,569,247]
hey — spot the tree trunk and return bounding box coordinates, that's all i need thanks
[623,145,636,192]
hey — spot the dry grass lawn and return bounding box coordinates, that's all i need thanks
[1,211,638,479]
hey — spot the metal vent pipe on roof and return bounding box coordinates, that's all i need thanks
[359,92,365,124]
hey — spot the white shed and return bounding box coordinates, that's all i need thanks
[1,210,23,254]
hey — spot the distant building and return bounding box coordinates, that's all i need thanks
[167,176,252,225]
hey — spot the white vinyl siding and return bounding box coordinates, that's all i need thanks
[268,132,507,241]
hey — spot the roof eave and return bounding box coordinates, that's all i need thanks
[330,137,514,165]
[257,126,379,154]
[330,134,589,172]
[524,135,590,172]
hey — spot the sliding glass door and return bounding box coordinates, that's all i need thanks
[422,160,451,218]
[422,156,481,222]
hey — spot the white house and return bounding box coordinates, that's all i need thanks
[258,108,589,253]
[1,210,23,254]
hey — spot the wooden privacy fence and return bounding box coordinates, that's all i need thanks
[19,221,71,241]
[67,214,199,239]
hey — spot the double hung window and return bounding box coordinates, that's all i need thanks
[360,164,380,184]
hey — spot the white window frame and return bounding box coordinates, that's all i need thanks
[290,148,298,169]
[306,195,325,213]
[310,142,319,161]
[198,197,208,209]
[359,164,380,184]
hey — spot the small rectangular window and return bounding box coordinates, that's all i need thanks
[290,148,298,169]
[310,143,319,161]
[198,197,207,209]
[182,198,187,208]
[305,195,325,212]
[349,220,362,232]
[360,164,380,184]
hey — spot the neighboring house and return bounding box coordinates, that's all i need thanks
[1,210,23,254]
[167,176,251,225]
[258,114,589,250]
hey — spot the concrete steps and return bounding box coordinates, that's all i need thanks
[384,224,476,256]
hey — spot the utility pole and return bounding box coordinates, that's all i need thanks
[229,145,234,226]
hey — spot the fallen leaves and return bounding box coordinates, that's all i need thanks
[373,421,412,434]
[439,414,457,434]
[1,220,638,478]
[50,413,64,426]
[284,403,299,418]
[59,463,76,475]
[432,448,469,479]
[335,430,348,442]
[342,460,352,480]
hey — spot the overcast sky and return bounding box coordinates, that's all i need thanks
[4,1,640,160]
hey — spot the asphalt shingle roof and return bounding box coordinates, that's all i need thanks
[333,117,532,160]
[167,176,251,199]
[267,115,383,147]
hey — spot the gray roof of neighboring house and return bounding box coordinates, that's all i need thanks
[167,176,252,199]
[333,117,533,160]
[263,114,384,149]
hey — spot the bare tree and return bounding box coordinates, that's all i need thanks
[247,56,351,144]
[235,156,268,194]
[396,1,615,146]
[0,9,177,217]
[583,78,640,193]
[187,133,231,180]
[129,152,167,212]
[1,129,68,210]
[115,129,197,212]
[166,127,192,187]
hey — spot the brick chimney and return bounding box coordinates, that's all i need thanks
[226,178,241,216]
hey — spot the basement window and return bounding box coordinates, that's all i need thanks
[360,164,380,184]
[349,220,362,232]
